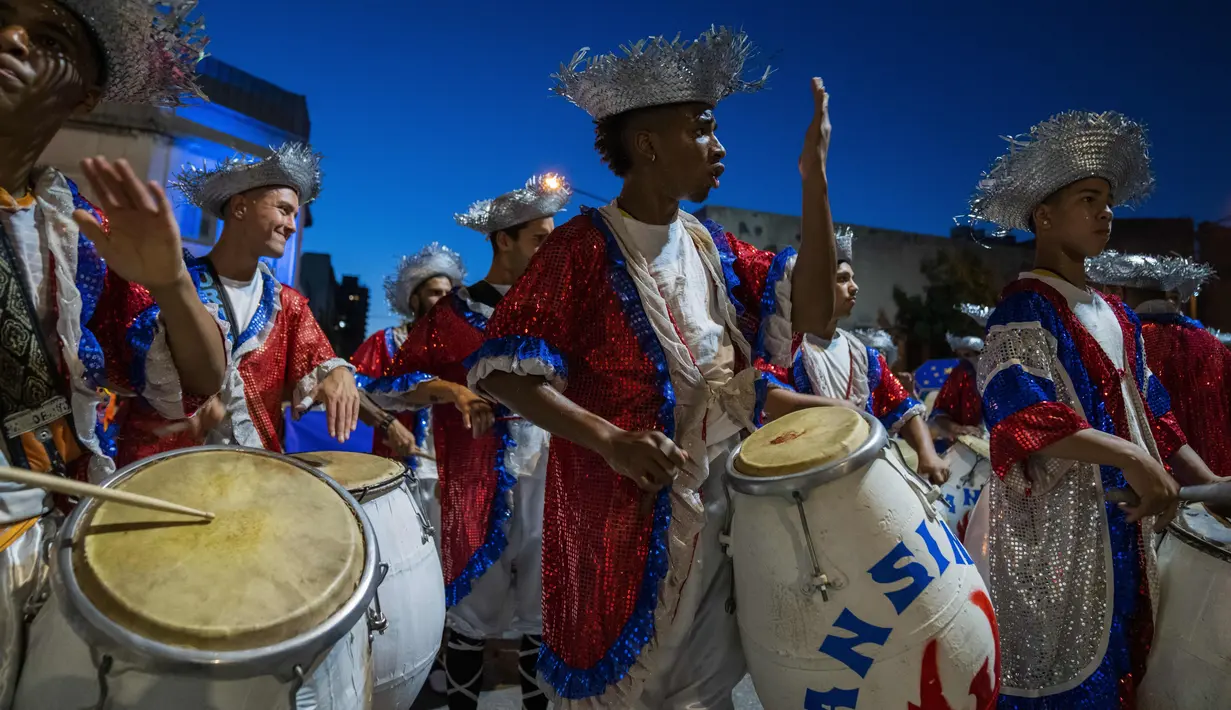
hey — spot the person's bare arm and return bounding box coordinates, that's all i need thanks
[358,391,389,428]
[901,415,949,485]
[790,78,838,337]
[480,372,686,491]
[1038,428,1178,526]
[762,388,859,422]
[1168,444,1220,487]
[147,277,228,396]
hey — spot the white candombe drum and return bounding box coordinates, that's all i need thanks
[14,447,379,710]
[293,451,446,710]
[936,435,991,542]
[1138,505,1231,710]
[726,408,1000,710]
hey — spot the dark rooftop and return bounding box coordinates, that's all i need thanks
[196,57,311,141]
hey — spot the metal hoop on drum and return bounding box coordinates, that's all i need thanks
[54,446,381,683]
[727,410,891,605]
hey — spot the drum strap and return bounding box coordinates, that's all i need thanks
[0,219,80,477]
[199,258,240,352]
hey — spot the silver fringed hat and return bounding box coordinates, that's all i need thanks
[59,0,208,106]
[959,302,992,328]
[851,328,898,366]
[1210,328,1231,348]
[455,173,572,235]
[946,333,984,354]
[552,26,771,120]
[836,225,855,263]
[969,111,1154,234]
[385,243,467,320]
[170,142,324,219]
[1085,249,1216,301]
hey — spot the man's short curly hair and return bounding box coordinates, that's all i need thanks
[594,111,634,177]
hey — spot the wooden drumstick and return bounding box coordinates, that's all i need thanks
[0,466,214,521]
[1105,483,1231,509]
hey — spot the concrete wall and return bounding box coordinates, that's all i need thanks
[694,205,1033,329]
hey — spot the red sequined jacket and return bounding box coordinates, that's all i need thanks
[116,261,347,463]
[466,208,795,702]
[351,325,430,464]
[1140,312,1231,477]
[363,287,545,609]
[931,358,984,428]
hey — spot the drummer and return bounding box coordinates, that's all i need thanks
[1086,250,1231,478]
[354,242,466,503]
[363,175,569,710]
[0,0,230,703]
[930,305,989,444]
[967,110,1229,707]
[116,143,362,461]
[787,229,951,484]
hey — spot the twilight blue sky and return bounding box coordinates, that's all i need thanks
[200,0,1230,335]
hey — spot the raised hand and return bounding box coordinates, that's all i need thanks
[313,368,360,443]
[798,77,832,182]
[599,429,688,492]
[74,157,189,291]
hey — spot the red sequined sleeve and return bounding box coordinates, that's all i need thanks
[978,294,1091,483]
[278,286,351,406]
[868,348,926,434]
[362,301,453,411]
[468,219,609,393]
[350,329,392,381]
[715,226,797,376]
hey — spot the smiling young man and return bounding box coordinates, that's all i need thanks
[468,27,839,709]
[116,143,360,461]
[1086,250,1231,478]
[789,228,949,484]
[0,0,229,705]
[969,111,1228,708]
[365,175,570,710]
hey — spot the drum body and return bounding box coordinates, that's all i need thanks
[728,411,999,710]
[1138,505,1231,710]
[294,451,446,710]
[14,447,379,710]
[935,436,991,541]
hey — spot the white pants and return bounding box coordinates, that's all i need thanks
[0,519,50,710]
[447,473,544,639]
[632,447,746,710]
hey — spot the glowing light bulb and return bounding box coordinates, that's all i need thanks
[542,174,562,191]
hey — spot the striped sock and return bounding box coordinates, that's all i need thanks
[519,634,547,710]
[446,631,484,710]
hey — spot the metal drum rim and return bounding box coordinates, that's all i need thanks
[54,445,381,680]
[725,409,889,498]
[1166,504,1231,565]
[290,451,410,503]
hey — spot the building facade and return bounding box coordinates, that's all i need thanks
[299,253,370,359]
[37,57,312,288]
[693,205,1033,330]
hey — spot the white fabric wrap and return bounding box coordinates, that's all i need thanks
[761,251,797,368]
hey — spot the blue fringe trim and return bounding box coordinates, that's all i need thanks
[69,182,107,387]
[463,334,569,387]
[451,287,489,330]
[700,219,745,319]
[1138,311,1204,331]
[753,247,796,364]
[383,327,400,359]
[408,408,431,473]
[536,208,678,699]
[236,269,277,347]
[538,488,672,698]
[444,411,517,607]
[792,349,813,394]
[865,345,883,415]
[361,370,436,395]
[125,308,161,393]
[878,395,922,432]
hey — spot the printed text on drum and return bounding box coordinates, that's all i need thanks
[804,517,983,709]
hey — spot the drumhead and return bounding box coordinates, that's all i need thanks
[956,435,990,460]
[74,449,365,652]
[292,451,405,494]
[1169,504,1231,563]
[735,407,869,478]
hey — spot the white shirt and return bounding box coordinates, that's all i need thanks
[620,216,741,444]
[801,330,858,400]
[489,283,512,297]
[221,273,264,333]
[1025,272,1146,446]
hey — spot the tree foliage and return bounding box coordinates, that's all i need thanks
[893,247,999,366]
